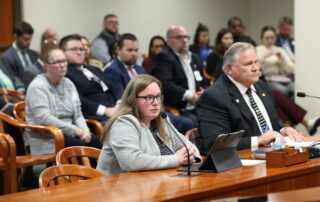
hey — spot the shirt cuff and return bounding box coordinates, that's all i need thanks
[182,90,193,101]
[97,105,106,116]
[116,100,121,105]
[251,136,258,150]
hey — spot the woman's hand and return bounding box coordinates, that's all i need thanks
[174,144,196,166]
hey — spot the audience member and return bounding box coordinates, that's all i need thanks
[81,35,104,69]
[197,42,304,152]
[23,29,59,87]
[1,21,39,80]
[41,28,59,45]
[227,16,256,46]
[256,25,294,97]
[142,35,167,74]
[0,56,25,91]
[97,75,201,175]
[91,14,121,65]
[60,34,118,124]
[103,33,195,134]
[206,28,233,79]
[25,48,101,155]
[152,25,207,124]
[189,23,213,65]
[275,16,294,61]
[103,33,147,99]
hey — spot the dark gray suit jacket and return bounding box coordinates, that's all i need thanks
[1,46,39,78]
[197,74,281,152]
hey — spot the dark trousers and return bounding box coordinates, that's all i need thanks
[273,89,306,125]
[64,134,102,149]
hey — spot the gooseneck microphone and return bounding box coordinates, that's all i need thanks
[297,92,320,99]
[160,112,200,178]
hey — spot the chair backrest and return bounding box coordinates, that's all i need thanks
[13,101,26,122]
[39,164,106,188]
[185,128,205,154]
[0,133,17,194]
[0,88,25,104]
[56,146,101,168]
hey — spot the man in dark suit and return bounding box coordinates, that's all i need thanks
[60,34,118,123]
[103,33,146,99]
[275,16,295,61]
[2,21,39,80]
[197,42,304,152]
[152,25,207,123]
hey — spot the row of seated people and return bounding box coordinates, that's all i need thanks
[1,17,320,180]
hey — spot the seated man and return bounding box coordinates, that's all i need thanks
[103,33,195,134]
[152,25,207,124]
[197,42,304,152]
[60,34,118,123]
[25,48,101,155]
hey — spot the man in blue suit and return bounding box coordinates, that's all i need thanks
[103,33,195,134]
[2,21,39,90]
[103,33,146,99]
[60,34,118,123]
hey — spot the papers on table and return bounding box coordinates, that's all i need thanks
[284,137,313,147]
[241,159,265,166]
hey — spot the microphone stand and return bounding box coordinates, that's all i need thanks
[160,112,200,178]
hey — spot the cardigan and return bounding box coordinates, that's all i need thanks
[97,114,200,175]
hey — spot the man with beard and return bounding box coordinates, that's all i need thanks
[60,34,118,123]
[197,42,305,152]
[103,33,146,99]
[91,14,121,65]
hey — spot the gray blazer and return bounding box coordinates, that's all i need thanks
[97,114,200,175]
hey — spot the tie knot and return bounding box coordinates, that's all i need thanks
[246,88,252,96]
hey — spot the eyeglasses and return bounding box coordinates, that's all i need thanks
[168,35,191,40]
[65,47,87,53]
[136,94,163,104]
[46,60,68,66]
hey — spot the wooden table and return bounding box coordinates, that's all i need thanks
[1,149,320,201]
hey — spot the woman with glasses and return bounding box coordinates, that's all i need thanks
[25,48,101,155]
[97,75,201,175]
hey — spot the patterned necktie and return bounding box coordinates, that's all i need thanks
[246,88,267,133]
[128,66,137,77]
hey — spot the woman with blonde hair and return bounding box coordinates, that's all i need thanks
[97,75,200,175]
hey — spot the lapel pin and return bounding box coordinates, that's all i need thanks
[235,99,240,103]
[261,93,266,97]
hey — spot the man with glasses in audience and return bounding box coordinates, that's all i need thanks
[60,34,118,124]
[91,14,121,65]
[152,25,207,124]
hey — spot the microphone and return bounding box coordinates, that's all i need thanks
[160,112,200,178]
[297,92,320,99]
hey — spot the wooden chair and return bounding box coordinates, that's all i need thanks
[185,128,205,154]
[14,101,104,137]
[56,146,101,168]
[0,133,17,194]
[165,106,180,116]
[0,88,25,104]
[203,68,215,84]
[39,164,106,188]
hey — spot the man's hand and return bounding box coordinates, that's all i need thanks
[280,127,305,142]
[258,130,284,146]
[104,105,118,117]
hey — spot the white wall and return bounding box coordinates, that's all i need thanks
[22,0,246,54]
[295,0,320,133]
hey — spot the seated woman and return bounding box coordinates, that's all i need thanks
[256,26,295,97]
[25,48,101,155]
[97,75,201,175]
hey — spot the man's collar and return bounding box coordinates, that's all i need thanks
[227,75,256,96]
